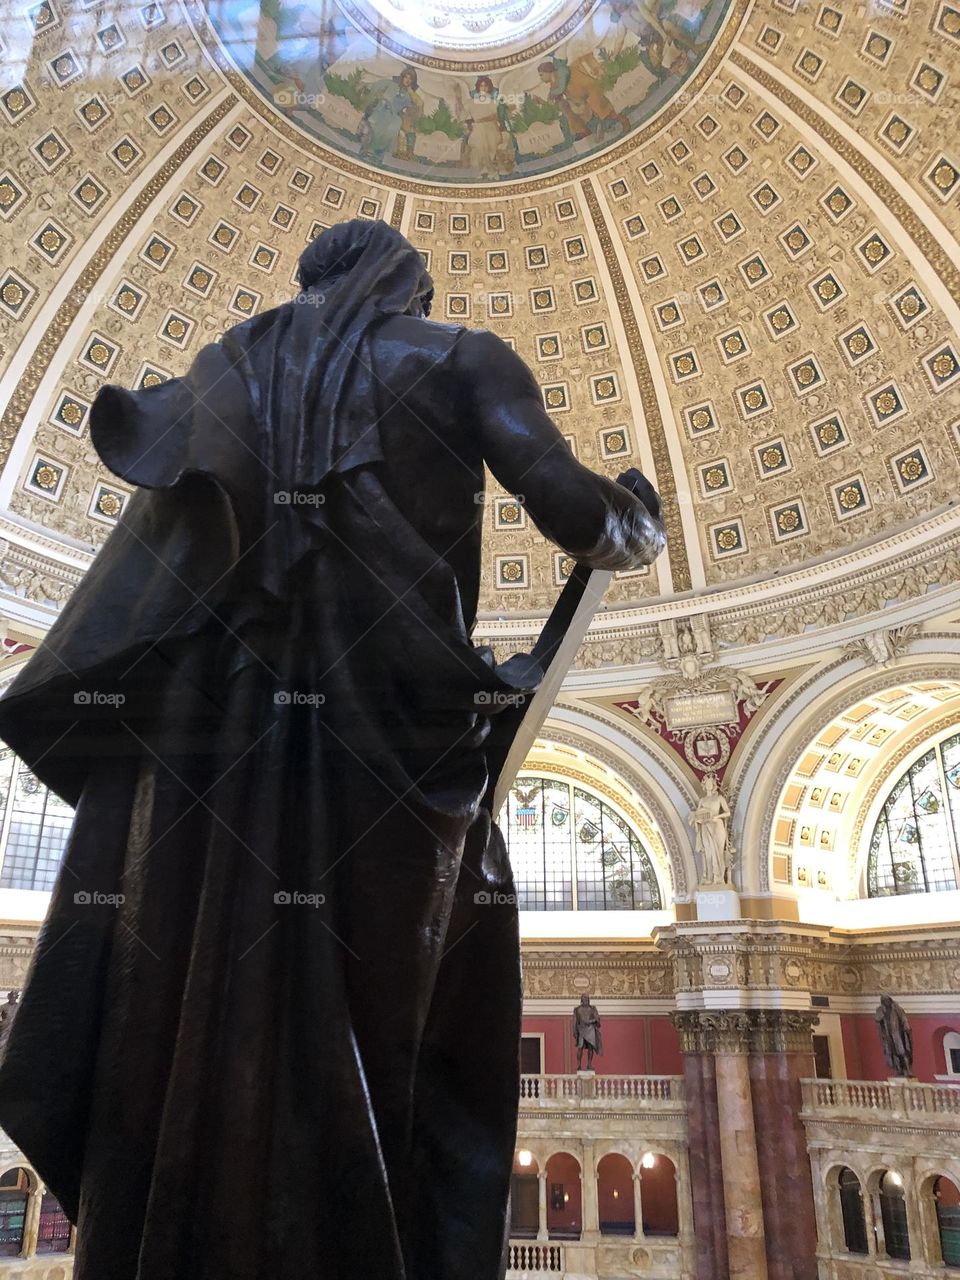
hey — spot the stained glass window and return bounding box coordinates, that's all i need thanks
[867,732,960,897]
[499,776,661,911]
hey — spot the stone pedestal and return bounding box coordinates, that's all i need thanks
[695,887,741,920]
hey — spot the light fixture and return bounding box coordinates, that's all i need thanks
[612,1189,619,1199]
[886,1170,903,1187]
[641,1152,656,1169]
[517,1149,533,1168]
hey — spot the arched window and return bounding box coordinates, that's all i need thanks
[36,1191,71,1254]
[0,1167,29,1257]
[878,1170,910,1260]
[868,733,960,897]
[499,776,661,911]
[837,1167,868,1255]
[0,752,74,892]
[934,1176,960,1266]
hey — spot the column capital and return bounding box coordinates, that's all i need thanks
[671,1008,819,1054]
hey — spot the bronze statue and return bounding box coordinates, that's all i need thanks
[0,220,664,1280]
[875,994,914,1077]
[573,994,603,1070]
[0,991,19,1048]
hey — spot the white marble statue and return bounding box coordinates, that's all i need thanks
[689,774,731,885]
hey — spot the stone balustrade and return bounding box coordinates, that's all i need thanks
[802,1077,960,1123]
[519,1073,685,1109]
[506,1241,565,1274]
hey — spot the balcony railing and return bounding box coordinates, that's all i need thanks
[506,1241,564,1274]
[519,1073,685,1109]
[802,1077,960,1121]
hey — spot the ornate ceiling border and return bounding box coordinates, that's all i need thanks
[182,0,752,199]
[473,514,960,651]
[336,0,597,71]
[0,95,237,473]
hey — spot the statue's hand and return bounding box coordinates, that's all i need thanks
[619,467,662,521]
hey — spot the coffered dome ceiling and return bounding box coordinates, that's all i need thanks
[0,0,959,655]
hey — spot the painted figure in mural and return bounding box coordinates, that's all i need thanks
[0,220,665,1280]
[359,66,422,161]
[459,76,516,177]
[690,774,731,885]
[875,995,914,1077]
[537,56,630,142]
[574,994,603,1070]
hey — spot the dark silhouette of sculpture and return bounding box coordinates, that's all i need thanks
[875,994,914,1077]
[573,994,603,1070]
[0,220,664,1280]
[0,991,19,1049]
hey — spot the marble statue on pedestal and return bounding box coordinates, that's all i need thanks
[0,219,665,1280]
[574,994,603,1071]
[875,994,914,1077]
[690,774,731,886]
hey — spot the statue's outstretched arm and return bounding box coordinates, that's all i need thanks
[456,328,665,572]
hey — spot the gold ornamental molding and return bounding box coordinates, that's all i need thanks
[389,194,407,230]
[729,47,960,307]
[0,95,237,473]
[580,180,692,593]
[183,0,752,200]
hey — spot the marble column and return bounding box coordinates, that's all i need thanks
[716,1039,773,1280]
[749,1012,820,1280]
[581,1140,600,1242]
[537,1171,548,1242]
[632,1170,644,1238]
[674,1016,729,1280]
[21,1184,42,1258]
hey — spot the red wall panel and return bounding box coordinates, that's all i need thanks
[839,1012,960,1081]
[520,1014,681,1074]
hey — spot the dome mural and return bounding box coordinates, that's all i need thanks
[203,0,733,182]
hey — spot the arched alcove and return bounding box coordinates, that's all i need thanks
[597,1153,634,1235]
[544,1152,582,1240]
[0,1167,32,1258]
[510,1150,540,1240]
[639,1153,678,1237]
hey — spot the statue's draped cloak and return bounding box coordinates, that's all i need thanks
[0,226,542,1279]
